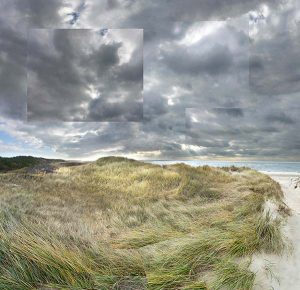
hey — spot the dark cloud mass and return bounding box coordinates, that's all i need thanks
[249,3,300,96]
[0,0,299,160]
[163,44,234,76]
[27,28,143,121]
[0,1,27,120]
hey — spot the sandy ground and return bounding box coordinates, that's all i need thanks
[252,173,300,290]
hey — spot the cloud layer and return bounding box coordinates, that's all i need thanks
[0,0,299,160]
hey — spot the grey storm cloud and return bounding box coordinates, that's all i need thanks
[0,25,27,119]
[27,28,143,121]
[0,0,299,160]
[87,97,142,122]
[213,108,244,117]
[0,1,27,120]
[163,44,234,76]
[249,3,300,96]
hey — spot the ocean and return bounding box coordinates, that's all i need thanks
[148,160,300,175]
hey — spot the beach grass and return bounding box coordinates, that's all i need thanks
[0,157,289,289]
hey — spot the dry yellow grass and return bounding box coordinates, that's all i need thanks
[0,157,289,289]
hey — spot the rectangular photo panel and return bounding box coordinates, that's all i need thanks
[249,3,300,97]
[185,105,300,159]
[27,28,143,122]
[143,18,251,154]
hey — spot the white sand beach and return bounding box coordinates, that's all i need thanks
[252,173,300,290]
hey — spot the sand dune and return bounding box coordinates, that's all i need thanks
[253,173,300,290]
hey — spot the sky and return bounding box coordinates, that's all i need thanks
[0,0,299,160]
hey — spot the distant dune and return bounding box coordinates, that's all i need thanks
[0,156,64,172]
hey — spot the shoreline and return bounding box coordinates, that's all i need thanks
[261,171,300,177]
[148,160,300,176]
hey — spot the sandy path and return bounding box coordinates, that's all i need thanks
[252,173,300,290]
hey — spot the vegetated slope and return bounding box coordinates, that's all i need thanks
[0,156,63,172]
[0,157,290,289]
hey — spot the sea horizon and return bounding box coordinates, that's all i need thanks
[147,160,300,174]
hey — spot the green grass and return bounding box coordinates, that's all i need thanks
[0,157,289,289]
[0,156,41,172]
[0,156,63,172]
